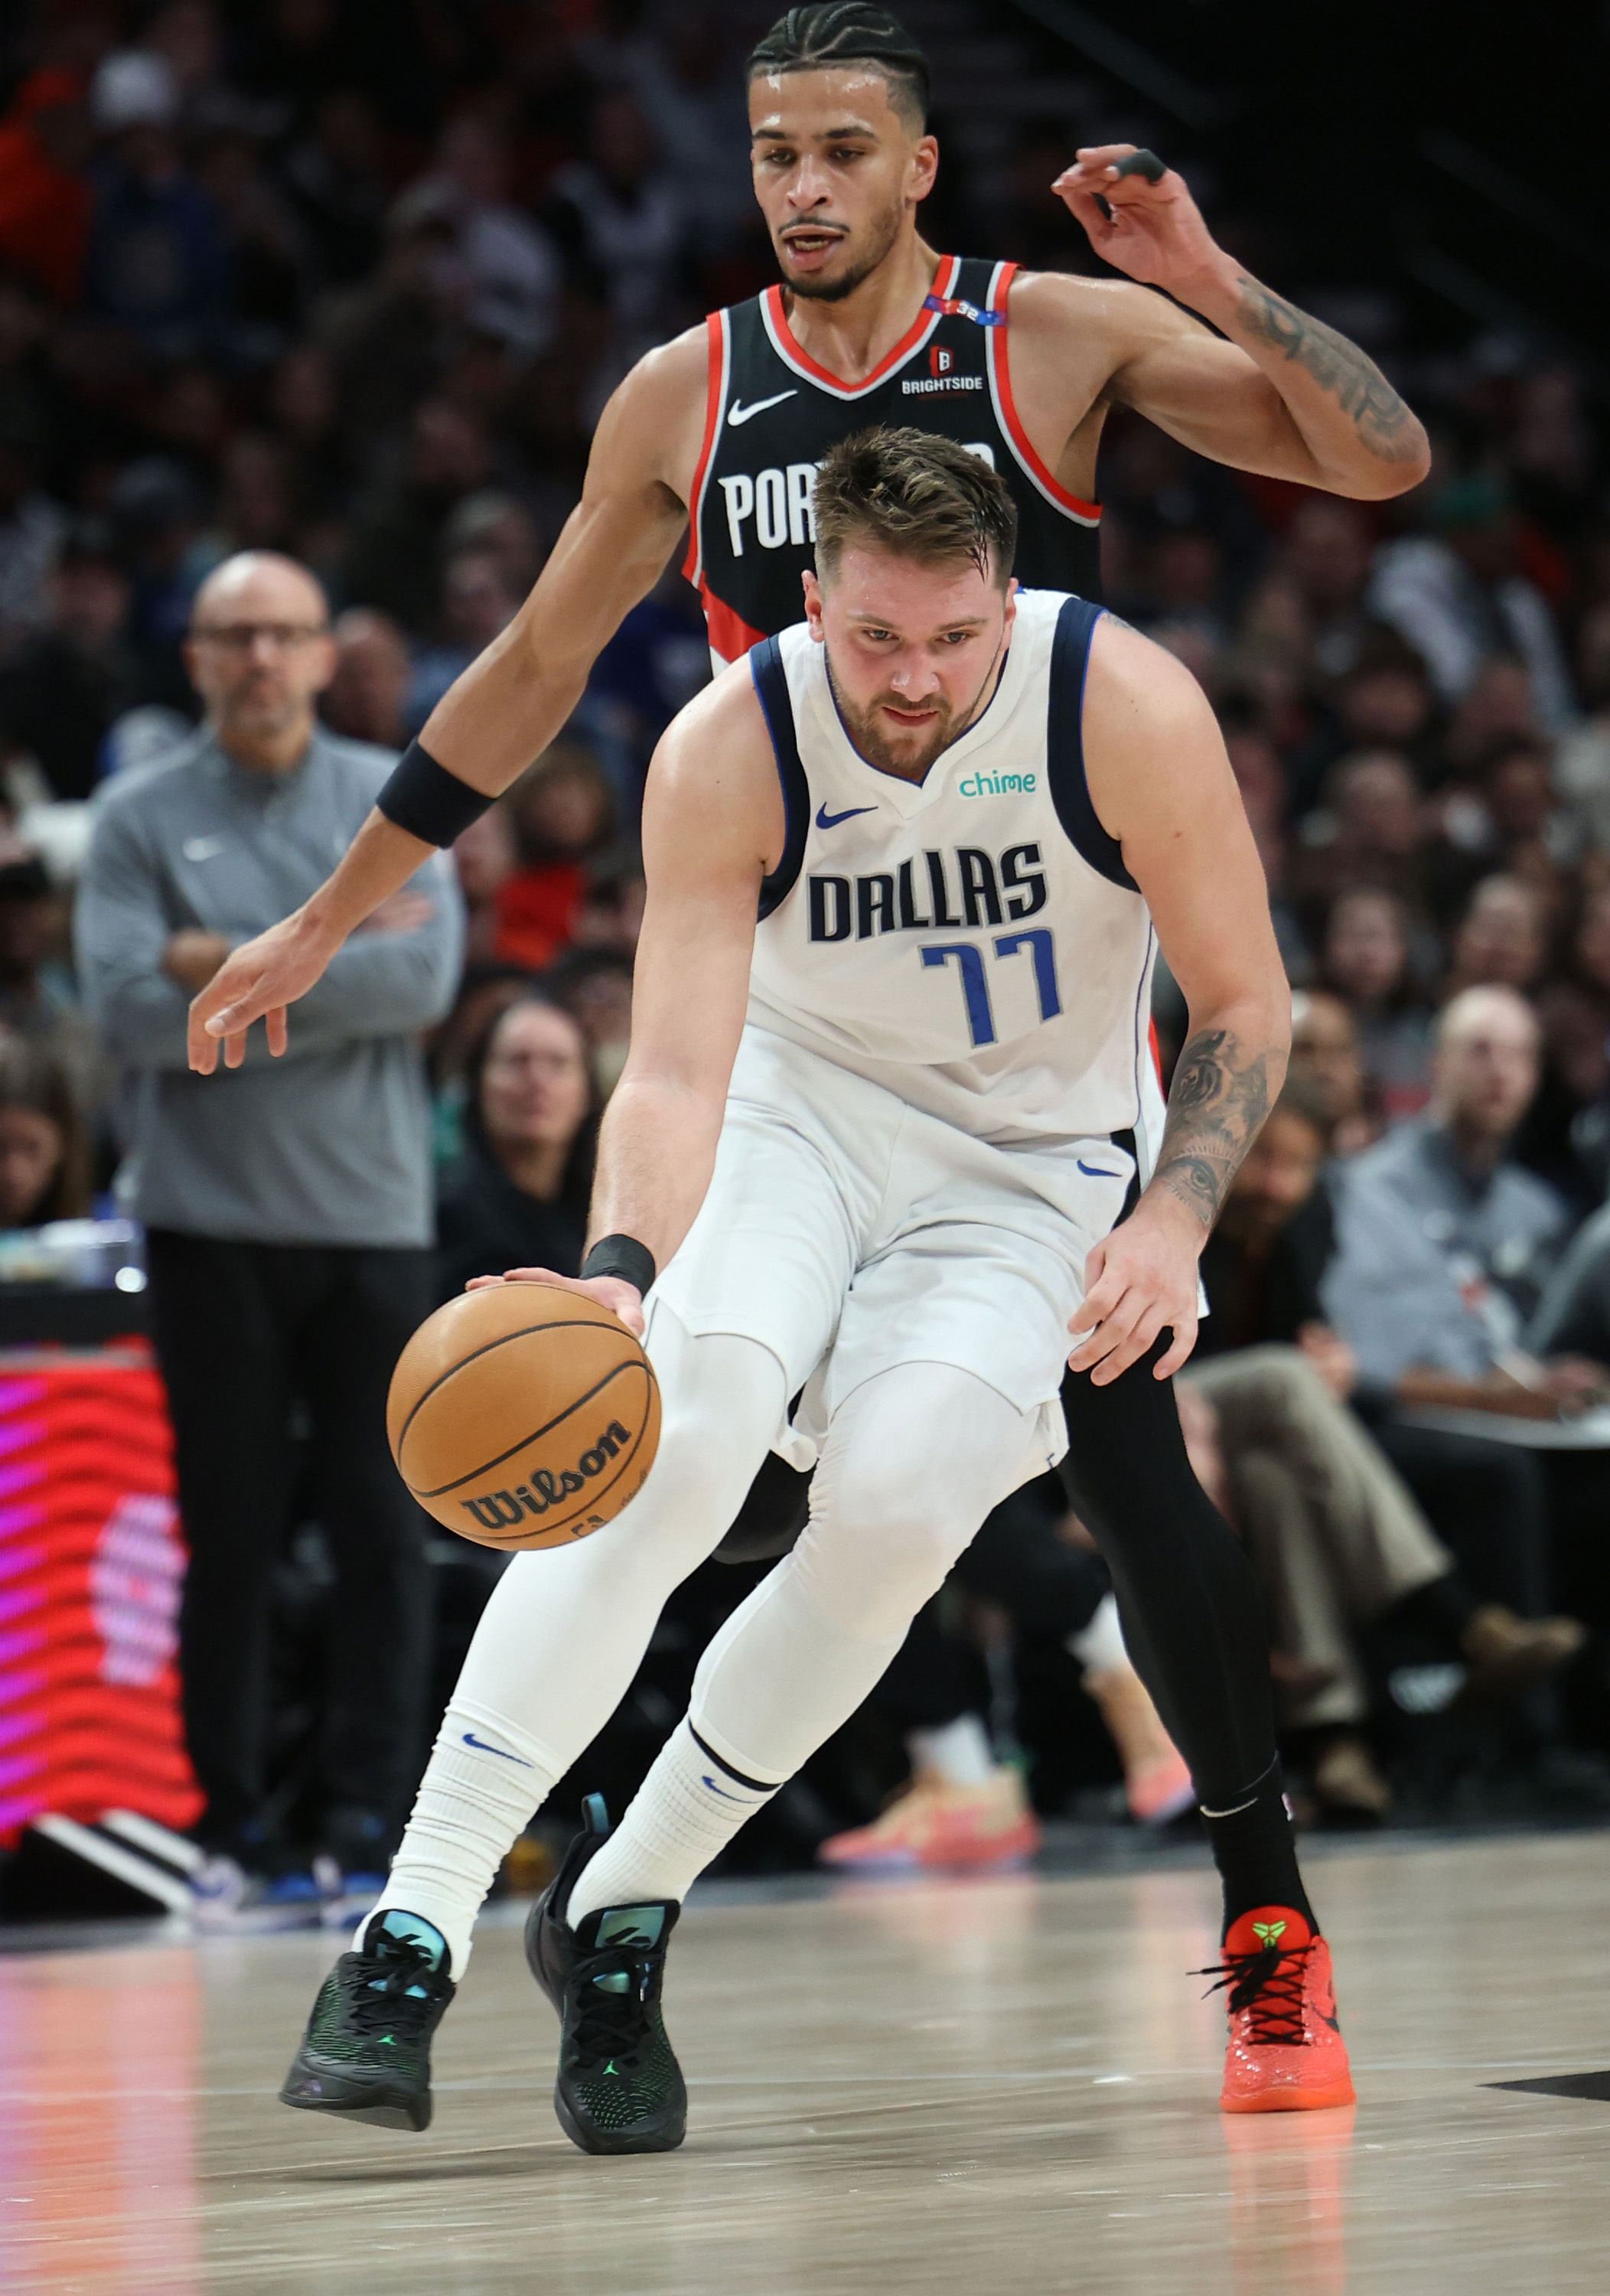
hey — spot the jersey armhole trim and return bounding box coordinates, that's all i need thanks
[1047,596,1137,892]
[750,638,810,920]
[987,262,1102,527]
[682,308,728,585]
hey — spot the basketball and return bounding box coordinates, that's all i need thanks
[386,1282,661,1549]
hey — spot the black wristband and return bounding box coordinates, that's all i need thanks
[375,738,495,847]
[582,1233,657,1296]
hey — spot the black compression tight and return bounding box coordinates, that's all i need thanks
[1058,1339,1277,1810]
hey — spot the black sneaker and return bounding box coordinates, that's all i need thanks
[525,1794,687,2154]
[279,1910,455,2131]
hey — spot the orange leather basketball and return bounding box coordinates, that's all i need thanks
[386,1282,660,1549]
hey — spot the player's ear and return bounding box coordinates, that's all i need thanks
[803,568,825,639]
[909,132,938,205]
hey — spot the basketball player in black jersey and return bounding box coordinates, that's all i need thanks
[191,5,1429,2106]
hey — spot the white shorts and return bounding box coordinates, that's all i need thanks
[650,1024,1136,1469]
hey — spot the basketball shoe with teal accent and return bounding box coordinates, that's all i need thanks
[279,1910,455,2131]
[525,1795,687,2154]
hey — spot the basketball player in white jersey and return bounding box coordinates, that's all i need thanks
[188,5,1429,1916]
[279,432,1354,2148]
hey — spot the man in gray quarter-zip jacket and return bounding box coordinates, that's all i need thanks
[76,551,465,1885]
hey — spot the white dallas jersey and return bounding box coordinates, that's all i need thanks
[745,586,1165,1166]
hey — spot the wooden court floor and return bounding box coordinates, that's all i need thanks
[2,1832,1609,2294]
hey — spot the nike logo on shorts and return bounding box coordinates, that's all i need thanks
[728,390,797,426]
[816,801,878,830]
[462,1730,533,1766]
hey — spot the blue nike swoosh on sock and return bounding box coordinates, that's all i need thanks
[702,1774,760,1802]
[462,1730,534,1766]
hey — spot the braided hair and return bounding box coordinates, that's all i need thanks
[748,5,933,130]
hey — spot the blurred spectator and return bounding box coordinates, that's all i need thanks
[451,804,518,966]
[75,548,464,1881]
[0,848,106,1123]
[0,406,65,644]
[435,993,598,1300]
[1322,987,1576,1407]
[282,90,388,286]
[1446,872,1548,996]
[343,397,494,636]
[0,1040,92,1227]
[0,68,95,310]
[1554,601,1610,852]
[1367,476,1575,729]
[494,739,616,969]
[1282,497,1374,682]
[83,48,229,360]
[322,605,411,748]
[629,5,755,261]
[547,89,686,360]
[1320,886,1435,1121]
[1289,989,1376,1155]
[406,546,521,731]
[0,517,142,798]
[548,944,634,1099]
[419,113,561,361]
[1296,747,1426,914]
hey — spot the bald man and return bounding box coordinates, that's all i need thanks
[75,552,465,1888]
[1322,987,1595,1418]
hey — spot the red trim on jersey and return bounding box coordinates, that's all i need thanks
[1148,1017,1164,1088]
[989,262,1102,523]
[762,254,959,396]
[701,585,768,666]
[682,310,726,585]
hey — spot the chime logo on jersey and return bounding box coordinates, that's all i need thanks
[807,844,1047,943]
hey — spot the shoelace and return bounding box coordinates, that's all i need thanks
[568,1936,664,2073]
[347,1938,445,2037]
[1193,1937,1317,2046]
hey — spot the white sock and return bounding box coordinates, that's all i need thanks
[357,1313,787,1974]
[907,1713,997,1788]
[566,1720,781,1924]
[1068,1590,1128,1675]
[360,1704,564,1975]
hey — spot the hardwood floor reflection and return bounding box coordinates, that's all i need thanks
[2,1835,1609,2292]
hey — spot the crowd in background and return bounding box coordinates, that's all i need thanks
[6,0,1610,1876]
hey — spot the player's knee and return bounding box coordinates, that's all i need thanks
[800,1450,976,1636]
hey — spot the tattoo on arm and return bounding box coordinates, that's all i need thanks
[1234,278,1421,463]
[1152,1025,1274,1231]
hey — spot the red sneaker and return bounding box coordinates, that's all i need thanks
[1204,1906,1356,2114]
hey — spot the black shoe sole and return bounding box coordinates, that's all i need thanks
[553,2082,686,2156]
[279,2060,432,2133]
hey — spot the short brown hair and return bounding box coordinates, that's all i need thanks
[812,427,1018,589]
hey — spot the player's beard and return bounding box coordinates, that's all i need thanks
[826,627,1011,781]
[779,191,904,304]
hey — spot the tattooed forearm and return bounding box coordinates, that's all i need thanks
[1151,1025,1276,1231]
[1234,278,1423,464]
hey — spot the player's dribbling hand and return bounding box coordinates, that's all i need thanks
[1051,145,1221,295]
[1067,1197,1201,1386]
[467,1267,646,1338]
[187,912,337,1073]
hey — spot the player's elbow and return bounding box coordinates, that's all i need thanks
[1325,417,1432,501]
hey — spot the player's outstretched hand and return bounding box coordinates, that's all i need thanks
[467,1267,646,1338]
[1067,1196,1201,1386]
[1051,145,1219,295]
[187,912,337,1074]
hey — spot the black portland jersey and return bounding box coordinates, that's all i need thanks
[684,254,1103,664]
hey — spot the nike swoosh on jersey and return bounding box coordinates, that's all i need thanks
[728,389,797,427]
[815,801,878,830]
[1077,1161,1123,1179]
[461,1730,534,1766]
[183,835,227,861]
